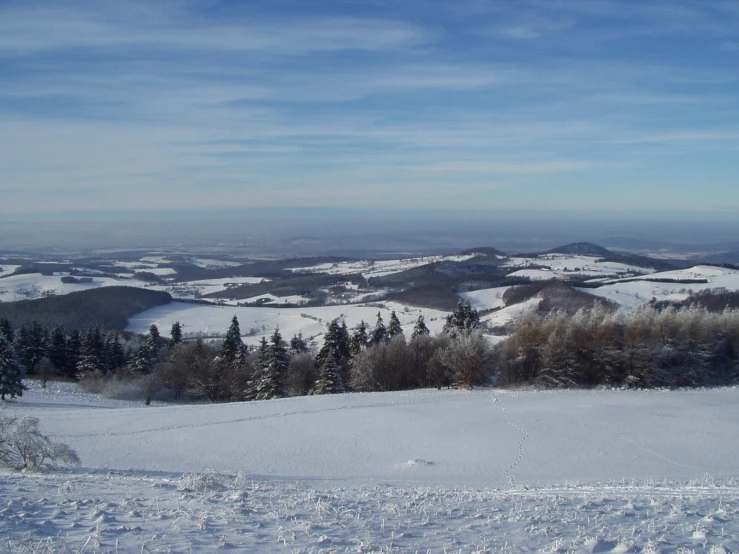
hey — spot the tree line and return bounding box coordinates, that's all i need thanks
[0,302,488,402]
[3,293,739,403]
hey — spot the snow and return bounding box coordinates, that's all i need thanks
[151,276,268,300]
[481,297,540,328]
[458,286,510,311]
[581,265,739,309]
[2,382,739,552]
[135,267,177,276]
[503,254,652,280]
[187,257,243,269]
[0,273,148,303]
[0,265,21,278]
[290,254,476,279]
[126,301,449,347]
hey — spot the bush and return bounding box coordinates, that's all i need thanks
[0,415,80,470]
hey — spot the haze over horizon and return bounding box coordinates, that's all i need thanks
[1,0,738,215]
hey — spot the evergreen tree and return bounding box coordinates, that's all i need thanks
[314,355,345,394]
[443,300,481,335]
[127,345,152,375]
[0,318,13,342]
[289,332,309,354]
[146,324,162,353]
[220,316,242,363]
[314,319,348,394]
[350,321,368,356]
[104,332,126,373]
[412,315,430,338]
[371,312,388,345]
[256,328,289,400]
[13,322,47,374]
[315,320,349,370]
[48,326,67,373]
[76,334,104,376]
[0,335,26,400]
[169,321,183,349]
[387,311,404,339]
[64,330,82,379]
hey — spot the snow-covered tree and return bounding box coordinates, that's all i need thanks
[0,336,26,400]
[411,315,430,338]
[371,312,388,345]
[220,316,242,363]
[169,321,183,349]
[443,300,481,335]
[289,332,308,354]
[388,311,404,339]
[314,356,345,394]
[314,319,349,394]
[350,321,368,356]
[256,329,289,400]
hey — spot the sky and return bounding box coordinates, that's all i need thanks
[1,0,738,215]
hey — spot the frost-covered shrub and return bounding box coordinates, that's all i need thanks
[177,469,229,492]
[0,415,80,470]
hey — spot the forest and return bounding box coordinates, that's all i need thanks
[2,289,739,403]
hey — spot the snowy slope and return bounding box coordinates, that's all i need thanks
[3,382,739,553]
[126,301,449,347]
[582,265,739,309]
[290,254,476,278]
[458,286,510,311]
[7,382,739,487]
[503,254,652,280]
[0,273,151,303]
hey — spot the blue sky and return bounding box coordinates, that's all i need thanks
[1,0,738,214]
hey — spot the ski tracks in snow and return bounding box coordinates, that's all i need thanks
[489,390,529,488]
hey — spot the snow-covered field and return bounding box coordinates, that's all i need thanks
[290,254,477,279]
[127,301,450,347]
[459,286,511,311]
[581,265,739,309]
[0,273,150,303]
[150,276,268,300]
[503,254,652,281]
[2,382,739,552]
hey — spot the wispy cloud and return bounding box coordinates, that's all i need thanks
[0,0,738,213]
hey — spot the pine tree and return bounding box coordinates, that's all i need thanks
[289,332,308,354]
[314,319,348,394]
[13,322,47,374]
[411,315,430,338]
[169,321,183,349]
[387,311,404,339]
[146,324,162,353]
[104,332,126,373]
[256,328,289,400]
[350,321,368,356]
[64,330,82,378]
[0,335,26,400]
[371,312,388,345]
[315,320,349,369]
[443,300,481,335]
[76,334,104,377]
[252,337,269,399]
[314,355,345,394]
[48,326,67,373]
[220,316,242,363]
[0,318,13,342]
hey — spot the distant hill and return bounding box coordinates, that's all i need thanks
[544,242,613,257]
[695,251,739,266]
[0,287,172,331]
